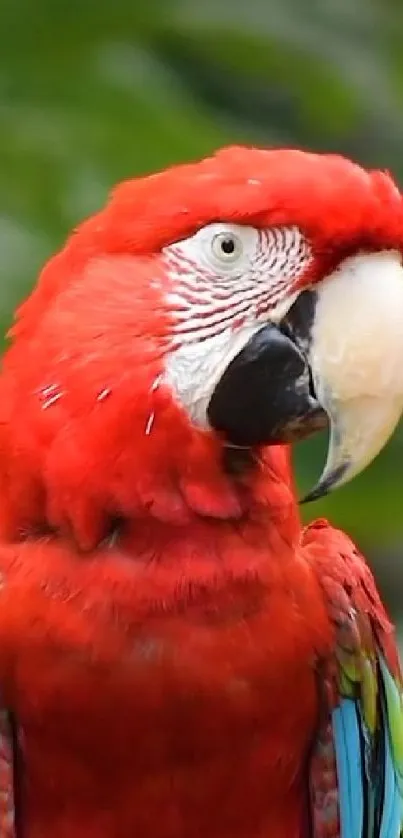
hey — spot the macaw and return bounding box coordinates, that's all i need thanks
[0,146,402,838]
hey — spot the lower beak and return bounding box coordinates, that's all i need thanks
[208,252,403,501]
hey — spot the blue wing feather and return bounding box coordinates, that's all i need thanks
[332,699,364,838]
[330,671,402,838]
[303,519,403,838]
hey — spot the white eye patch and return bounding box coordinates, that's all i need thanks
[162,222,312,425]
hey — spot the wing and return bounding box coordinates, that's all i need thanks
[0,705,18,837]
[302,519,403,838]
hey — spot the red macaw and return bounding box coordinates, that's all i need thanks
[0,146,402,838]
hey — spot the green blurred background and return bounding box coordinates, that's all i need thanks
[1,0,402,616]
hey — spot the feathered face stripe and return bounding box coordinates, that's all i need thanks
[163,224,312,347]
[162,222,312,425]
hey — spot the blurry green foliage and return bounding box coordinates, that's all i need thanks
[1,0,403,590]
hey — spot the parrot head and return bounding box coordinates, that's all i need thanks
[2,145,403,548]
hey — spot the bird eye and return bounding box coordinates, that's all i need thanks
[211,231,243,264]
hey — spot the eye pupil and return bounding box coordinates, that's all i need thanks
[210,229,243,265]
[220,237,236,255]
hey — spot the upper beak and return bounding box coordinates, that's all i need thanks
[208,251,403,501]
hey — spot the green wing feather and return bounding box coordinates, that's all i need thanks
[303,519,403,837]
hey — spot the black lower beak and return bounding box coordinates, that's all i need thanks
[208,292,327,447]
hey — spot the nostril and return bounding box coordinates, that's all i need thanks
[308,365,317,400]
[277,289,318,401]
[278,289,317,357]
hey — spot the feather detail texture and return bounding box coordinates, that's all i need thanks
[0,147,401,838]
[303,519,403,838]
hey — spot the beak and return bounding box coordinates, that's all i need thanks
[208,251,403,501]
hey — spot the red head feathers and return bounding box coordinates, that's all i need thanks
[1,146,403,550]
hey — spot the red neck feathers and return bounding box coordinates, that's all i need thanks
[0,248,300,556]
